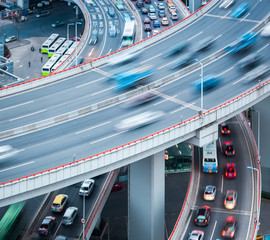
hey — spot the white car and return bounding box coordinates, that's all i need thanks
[224,190,237,209]
[188,230,204,240]
[203,185,216,201]
[0,145,18,161]
[5,36,17,43]
[79,179,95,197]
[115,110,164,132]
[261,24,270,37]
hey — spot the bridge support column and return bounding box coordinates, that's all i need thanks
[189,0,202,13]
[128,151,165,240]
[253,98,270,193]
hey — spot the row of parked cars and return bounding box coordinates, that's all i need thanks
[38,178,95,238]
[189,122,237,240]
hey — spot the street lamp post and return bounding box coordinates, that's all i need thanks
[194,59,204,111]
[75,22,82,66]
[67,23,75,40]
[247,166,260,233]
[83,193,85,240]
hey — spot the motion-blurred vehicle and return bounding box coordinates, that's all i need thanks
[123,91,158,108]
[261,24,270,37]
[38,216,56,236]
[148,13,157,20]
[220,122,230,135]
[193,36,214,52]
[188,230,204,240]
[219,0,234,9]
[115,1,124,10]
[5,36,17,43]
[148,4,155,13]
[136,0,144,8]
[171,12,178,20]
[108,51,140,66]
[242,64,270,83]
[144,17,151,23]
[158,10,166,17]
[225,163,236,179]
[0,145,18,161]
[230,2,249,18]
[224,190,237,209]
[122,12,131,21]
[192,74,222,91]
[166,0,173,5]
[113,66,154,90]
[51,194,68,212]
[224,141,235,156]
[52,21,64,28]
[161,17,169,25]
[238,53,262,70]
[203,185,216,201]
[158,2,165,9]
[115,110,164,131]
[55,235,67,240]
[153,20,160,27]
[62,206,78,225]
[79,178,95,197]
[222,216,237,238]
[163,42,189,57]
[71,36,81,41]
[89,34,98,45]
[108,6,115,17]
[109,24,117,37]
[144,23,152,31]
[171,52,195,69]
[141,7,148,14]
[225,31,257,53]
[194,206,211,226]
[169,5,176,13]
[145,0,151,3]
[36,10,50,17]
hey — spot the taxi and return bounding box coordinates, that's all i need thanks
[51,194,68,212]
[161,17,169,26]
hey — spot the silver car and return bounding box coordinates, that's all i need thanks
[79,178,95,197]
[62,207,78,225]
[188,230,204,240]
[203,185,216,201]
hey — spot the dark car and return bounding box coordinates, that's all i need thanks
[38,216,56,236]
[195,206,210,226]
[89,34,98,45]
[238,53,262,70]
[52,21,64,28]
[36,10,50,18]
[141,7,148,14]
[222,216,237,238]
[193,36,214,52]
[225,163,236,179]
[171,52,195,69]
[111,181,123,192]
[55,235,68,240]
[136,0,144,8]
[220,122,230,135]
[123,91,158,108]
[163,42,189,57]
[144,17,151,24]
[224,141,235,156]
[144,23,152,31]
[158,10,166,17]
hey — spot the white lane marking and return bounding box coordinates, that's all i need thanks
[25,76,30,79]
[221,175,224,194]
[0,100,34,111]
[213,34,222,42]
[207,13,261,23]
[222,10,231,19]
[188,31,203,41]
[140,53,162,64]
[107,48,112,54]
[9,109,47,121]
[217,66,234,77]
[154,94,177,105]
[210,220,217,240]
[88,48,94,57]
[257,43,269,53]
[76,77,106,88]
[158,60,174,70]
[211,208,251,215]
[170,102,196,114]
[0,160,34,173]
[19,64,23,67]
[54,220,62,237]
[241,12,250,22]
[233,76,246,85]
[90,132,122,144]
[76,121,111,134]
[91,86,114,96]
[219,137,222,153]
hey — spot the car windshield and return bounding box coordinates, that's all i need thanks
[53,203,61,207]
[197,215,206,220]
[227,167,235,172]
[81,187,89,191]
[40,224,48,229]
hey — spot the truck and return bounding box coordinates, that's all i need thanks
[202,141,218,173]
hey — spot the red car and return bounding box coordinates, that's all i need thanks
[224,141,235,156]
[222,216,237,238]
[225,163,236,179]
[111,182,123,192]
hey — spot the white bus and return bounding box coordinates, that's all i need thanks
[48,37,66,57]
[41,34,59,54]
[121,20,135,48]
[42,53,62,76]
[52,54,69,72]
[64,42,78,56]
[202,141,218,173]
[55,40,73,56]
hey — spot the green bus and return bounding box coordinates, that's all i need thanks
[41,33,59,54]
[0,201,25,240]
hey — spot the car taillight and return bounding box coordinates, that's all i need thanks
[59,207,62,210]
[225,151,227,155]
[195,219,197,222]
[234,173,236,177]
[222,130,224,133]
[46,230,48,233]
[205,219,207,223]
[231,231,235,237]
[228,130,230,133]
[233,151,235,154]
[224,200,226,205]
[222,230,225,236]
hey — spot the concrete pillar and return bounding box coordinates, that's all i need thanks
[17,0,29,10]
[253,97,270,193]
[189,0,202,13]
[0,44,3,57]
[128,151,165,240]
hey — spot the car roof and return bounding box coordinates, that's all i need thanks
[53,194,67,204]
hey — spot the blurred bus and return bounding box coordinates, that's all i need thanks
[64,42,78,56]
[202,141,218,173]
[52,54,69,72]
[41,33,59,54]
[121,20,135,48]
[0,201,25,240]
[48,37,66,57]
[42,53,62,76]
[55,40,73,56]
